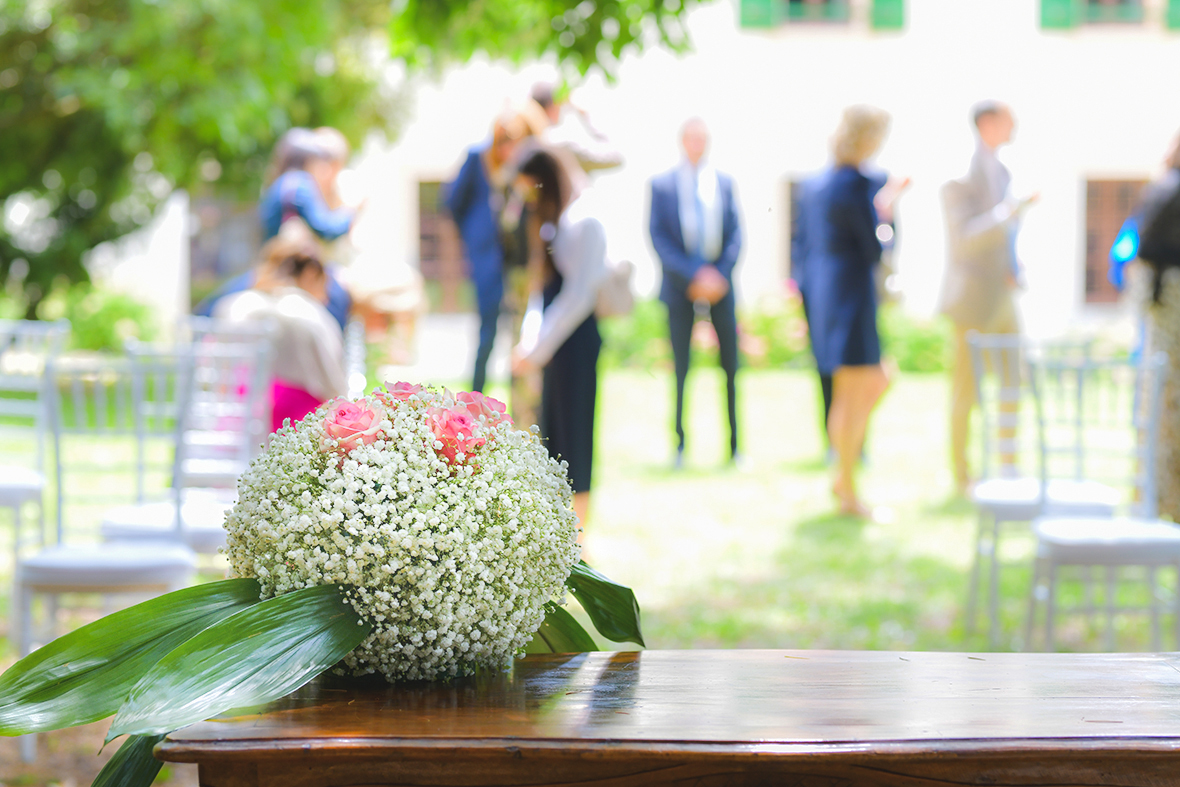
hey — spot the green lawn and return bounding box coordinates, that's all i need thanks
[568,367,1165,653]
[0,367,1166,667]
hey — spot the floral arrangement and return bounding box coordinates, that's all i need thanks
[227,384,580,680]
[0,383,642,787]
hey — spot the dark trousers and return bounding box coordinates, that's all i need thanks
[666,288,739,457]
[472,300,499,393]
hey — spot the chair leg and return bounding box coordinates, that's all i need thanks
[1046,563,1058,652]
[1147,566,1161,651]
[966,511,988,636]
[17,583,36,762]
[987,516,1002,647]
[1105,566,1117,651]
[1024,555,1044,651]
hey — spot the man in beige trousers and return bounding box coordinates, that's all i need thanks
[939,101,1037,493]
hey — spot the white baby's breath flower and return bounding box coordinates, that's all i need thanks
[223,386,580,681]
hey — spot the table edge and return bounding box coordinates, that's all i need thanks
[154,736,1180,764]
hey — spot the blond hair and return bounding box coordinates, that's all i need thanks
[832,105,890,166]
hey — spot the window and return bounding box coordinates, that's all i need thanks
[189,198,261,306]
[1042,0,1147,28]
[418,181,470,313]
[740,0,902,29]
[1084,179,1147,304]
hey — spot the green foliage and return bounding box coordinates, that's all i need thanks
[0,579,262,736]
[526,602,600,653]
[91,734,166,787]
[0,0,394,316]
[600,298,672,369]
[391,0,699,78]
[601,298,948,373]
[35,282,156,351]
[107,583,371,741]
[879,305,950,373]
[1,0,697,318]
[737,295,811,368]
[566,560,645,646]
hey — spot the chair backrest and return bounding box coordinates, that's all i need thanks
[46,352,188,544]
[0,320,69,474]
[1030,348,1168,518]
[182,315,274,455]
[967,332,1044,484]
[345,317,367,399]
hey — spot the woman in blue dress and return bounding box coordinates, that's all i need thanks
[794,106,894,517]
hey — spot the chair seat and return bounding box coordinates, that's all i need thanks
[0,466,45,505]
[1043,479,1121,517]
[20,542,197,589]
[181,457,248,487]
[972,477,1042,519]
[101,493,234,553]
[1034,517,1180,565]
[974,477,1124,521]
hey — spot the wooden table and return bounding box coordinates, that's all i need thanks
[156,649,1180,786]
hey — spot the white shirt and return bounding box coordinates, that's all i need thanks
[213,287,346,402]
[519,194,610,367]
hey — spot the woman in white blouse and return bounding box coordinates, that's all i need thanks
[512,147,609,532]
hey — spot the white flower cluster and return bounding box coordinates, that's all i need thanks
[223,386,580,681]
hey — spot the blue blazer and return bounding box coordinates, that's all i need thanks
[259,169,354,242]
[793,166,883,374]
[444,145,504,314]
[649,167,742,304]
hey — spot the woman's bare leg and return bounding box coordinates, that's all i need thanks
[829,364,890,515]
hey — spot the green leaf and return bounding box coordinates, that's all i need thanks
[0,578,263,735]
[92,733,165,787]
[107,584,372,742]
[525,602,598,654]
[566,561,645,647]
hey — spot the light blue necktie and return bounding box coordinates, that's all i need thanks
[693,171,706,259]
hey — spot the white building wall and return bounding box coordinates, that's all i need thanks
[352,0,1180,339]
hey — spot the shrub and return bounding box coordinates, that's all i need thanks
[598,297,949,374]
[36,283,157,352]
[878,305,950,373]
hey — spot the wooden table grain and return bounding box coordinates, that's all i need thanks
[156,649,1180,786]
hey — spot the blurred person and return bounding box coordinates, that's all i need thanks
[195,127,360,330]
[511,146,608,532]
[213,220,347,432]
[530,82,623,176]
[794,147,908,461]
[444,110,537,393]
[939,101,1038,494]
[648,118,743,468]
[795,106,894,517]
[1131,131,1180,518]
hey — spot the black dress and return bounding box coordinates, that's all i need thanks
[538,269,602,494]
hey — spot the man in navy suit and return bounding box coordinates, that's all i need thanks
[648,118,743,467]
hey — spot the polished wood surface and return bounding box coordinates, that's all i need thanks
[157,650,1180,786]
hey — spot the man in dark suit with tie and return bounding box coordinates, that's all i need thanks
[648,118,743,467]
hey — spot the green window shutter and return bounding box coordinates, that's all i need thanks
[1041,0,1077,28]
[871,0,904,29]
[740,0,778,28]
[1168,0,1180,29]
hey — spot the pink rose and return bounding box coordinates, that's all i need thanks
[428,406,486,464]
[455,391,512,426]
[386,381,424,401]
[323,398,385,453]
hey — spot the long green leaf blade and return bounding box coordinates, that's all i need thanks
[525,602,598,653]
[107,584,371,741]
[91,733,165,787]
[566,561,645,646]
[0,579,263,735]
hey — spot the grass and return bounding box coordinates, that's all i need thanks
[0,368,1168,661]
